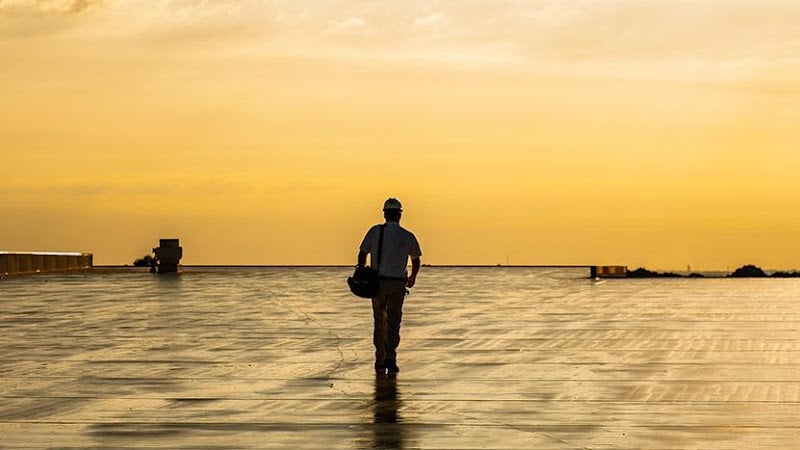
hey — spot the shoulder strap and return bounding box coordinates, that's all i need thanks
[376,225,385,274]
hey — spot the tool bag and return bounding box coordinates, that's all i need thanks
[347,225,384,298]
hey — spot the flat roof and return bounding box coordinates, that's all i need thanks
[0,251,89,256]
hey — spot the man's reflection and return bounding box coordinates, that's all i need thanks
[371,376,404,449]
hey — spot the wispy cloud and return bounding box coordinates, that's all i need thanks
[0,176,261,199]
[327,17,366,35]
[0,0,103,13]
[414,12,448,29]
[2,0,799,77]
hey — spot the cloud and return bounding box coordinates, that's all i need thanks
[0,0,102,13]
[2,0,799,77]
[514,1,800,63]
[0,176,261,200]
[327,17,366,35]
[414,12,448,29]
[2,0,283,46]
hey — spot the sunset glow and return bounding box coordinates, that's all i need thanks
[2,1,799,269]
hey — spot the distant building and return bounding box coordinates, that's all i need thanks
[591,265,627,278]
[1,251,93,277]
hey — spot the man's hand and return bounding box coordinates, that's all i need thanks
[408,257,420,288]
[357,251,368,267]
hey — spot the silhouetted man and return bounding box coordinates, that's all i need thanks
[358,198,422,376]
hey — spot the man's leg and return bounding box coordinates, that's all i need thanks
[372,285,389,374]
[384,281,406,373]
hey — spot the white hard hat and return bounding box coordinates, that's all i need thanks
[383,198,403,211]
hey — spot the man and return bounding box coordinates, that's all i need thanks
[358,198,422,376]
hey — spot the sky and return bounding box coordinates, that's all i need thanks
[2,0,799,269]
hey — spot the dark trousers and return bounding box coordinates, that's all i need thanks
[372,280,407,365]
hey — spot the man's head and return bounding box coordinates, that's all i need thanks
[383,198,402,222]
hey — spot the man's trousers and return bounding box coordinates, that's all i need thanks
[372,279,407,365]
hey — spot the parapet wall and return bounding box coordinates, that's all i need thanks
[0,252,93,277]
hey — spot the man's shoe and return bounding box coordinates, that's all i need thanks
[385,360,399,374]
[374,362,386,376]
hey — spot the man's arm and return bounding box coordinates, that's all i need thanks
[357,251,368,267]
[357,226,374,267]
[407,257,421,288]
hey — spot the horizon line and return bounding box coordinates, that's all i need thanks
[94,264,760,272]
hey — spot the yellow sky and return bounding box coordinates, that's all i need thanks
[2,0,799,269]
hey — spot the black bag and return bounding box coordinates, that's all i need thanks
[347,265,380,298]
[348,225,384,298]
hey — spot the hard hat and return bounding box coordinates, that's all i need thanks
[383,198,403,211]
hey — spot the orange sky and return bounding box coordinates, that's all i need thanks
[2,0,799,269]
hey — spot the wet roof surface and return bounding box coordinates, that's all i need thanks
[1,267,798,448]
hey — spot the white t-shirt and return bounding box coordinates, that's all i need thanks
[359,222,422,278]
